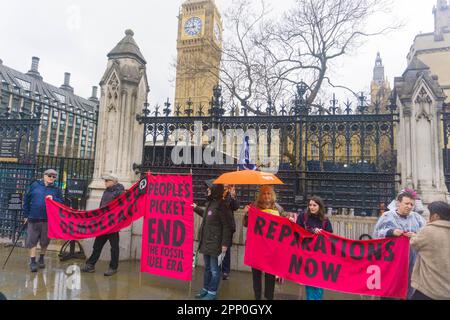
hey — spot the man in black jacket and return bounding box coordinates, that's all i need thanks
[81,174,124,276]
[221,184,239,280]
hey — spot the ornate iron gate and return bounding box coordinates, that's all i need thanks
[0,108,95,239]
[136,84,399,216]
[0,108,41,239]
[442,103,450,191]
[36,155,95,210]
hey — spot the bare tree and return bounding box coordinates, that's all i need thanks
[256,0,401,109]
[175,0,400,115]
[175,0,288,115]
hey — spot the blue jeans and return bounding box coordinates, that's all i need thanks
[305,286,324,300]
[222,245,231,274]
[407,250,418,299]
[203,255,221,295]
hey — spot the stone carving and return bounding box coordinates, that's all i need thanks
[415,87,433,122]
[107,73,119,113]
[415,87,433,104]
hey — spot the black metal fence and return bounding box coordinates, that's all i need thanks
[136,84,400,216]
[0,106,95,239]
[0,108,41,239]
[36,155,95,209]
[442,103,450,191]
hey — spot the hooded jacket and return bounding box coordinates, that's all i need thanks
[23,180,63,221]
[100,183,125,207]
[194,184,233,257]
[411,220,450,300]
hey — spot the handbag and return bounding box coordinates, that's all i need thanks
[243,211,249,228]
[192,249,199,269]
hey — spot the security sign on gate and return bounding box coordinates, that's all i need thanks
[66,179,88,198]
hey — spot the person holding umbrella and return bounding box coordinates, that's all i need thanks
[214,169,287,300]
[193,180,233,300]
[23,169,63,272]
[243,185,290,300]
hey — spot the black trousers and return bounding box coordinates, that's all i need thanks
[86,232,119,270]
[252,268,275,300]
[411,290,433,300]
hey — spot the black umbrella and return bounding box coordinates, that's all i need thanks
[2,221,27,270]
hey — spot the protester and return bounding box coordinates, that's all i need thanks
[221,184,239,280]
[23,169,63,272]
[410,201,450,300]
[295,196,333,300]
[81,174,124,276]
[387,188,424,215]
[193,180,233,300]
[373,190,426,299]
[243,185,290,300]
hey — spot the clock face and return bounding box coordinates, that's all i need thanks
[184,17,202,36]
[214,22,221,42]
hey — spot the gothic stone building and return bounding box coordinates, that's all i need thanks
[0,57,99,159]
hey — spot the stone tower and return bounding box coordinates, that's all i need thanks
[434,0,450,36]
[395,57,449,205]
[370,52,391,112]
[88,29,149,199]
[85,29,149,261]
[174,0,223,116]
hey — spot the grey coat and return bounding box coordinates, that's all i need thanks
[100,183,125,207]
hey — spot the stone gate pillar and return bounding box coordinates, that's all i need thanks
[395,57,449,209]
[85,29,149,261]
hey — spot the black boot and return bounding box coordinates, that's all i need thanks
[81,263,95,273]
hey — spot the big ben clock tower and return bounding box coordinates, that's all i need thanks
[175,0,223,116]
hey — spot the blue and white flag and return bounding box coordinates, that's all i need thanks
[238,135,257,170]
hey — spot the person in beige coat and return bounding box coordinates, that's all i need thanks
[410,201,450,300]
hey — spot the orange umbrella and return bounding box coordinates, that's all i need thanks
[213,170,284,185]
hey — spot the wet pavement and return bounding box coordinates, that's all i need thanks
[0,247,366,300]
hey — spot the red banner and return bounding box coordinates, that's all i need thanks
[46,175,149,240]
[244,207,410,299]
[140,175,194,281]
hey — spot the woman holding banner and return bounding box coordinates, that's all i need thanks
[373,190,426,299]
[193,180,233,300]
[243,185,289,300]
[296,196,333,300]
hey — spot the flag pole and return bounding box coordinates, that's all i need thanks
[148,172,193,176]
[2,221,27,270]
[189,167,193,297]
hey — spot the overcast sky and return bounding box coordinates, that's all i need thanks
[0,0,437,107]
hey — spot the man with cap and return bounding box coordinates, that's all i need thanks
[81,173,124,276]
[23,169,63,272]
